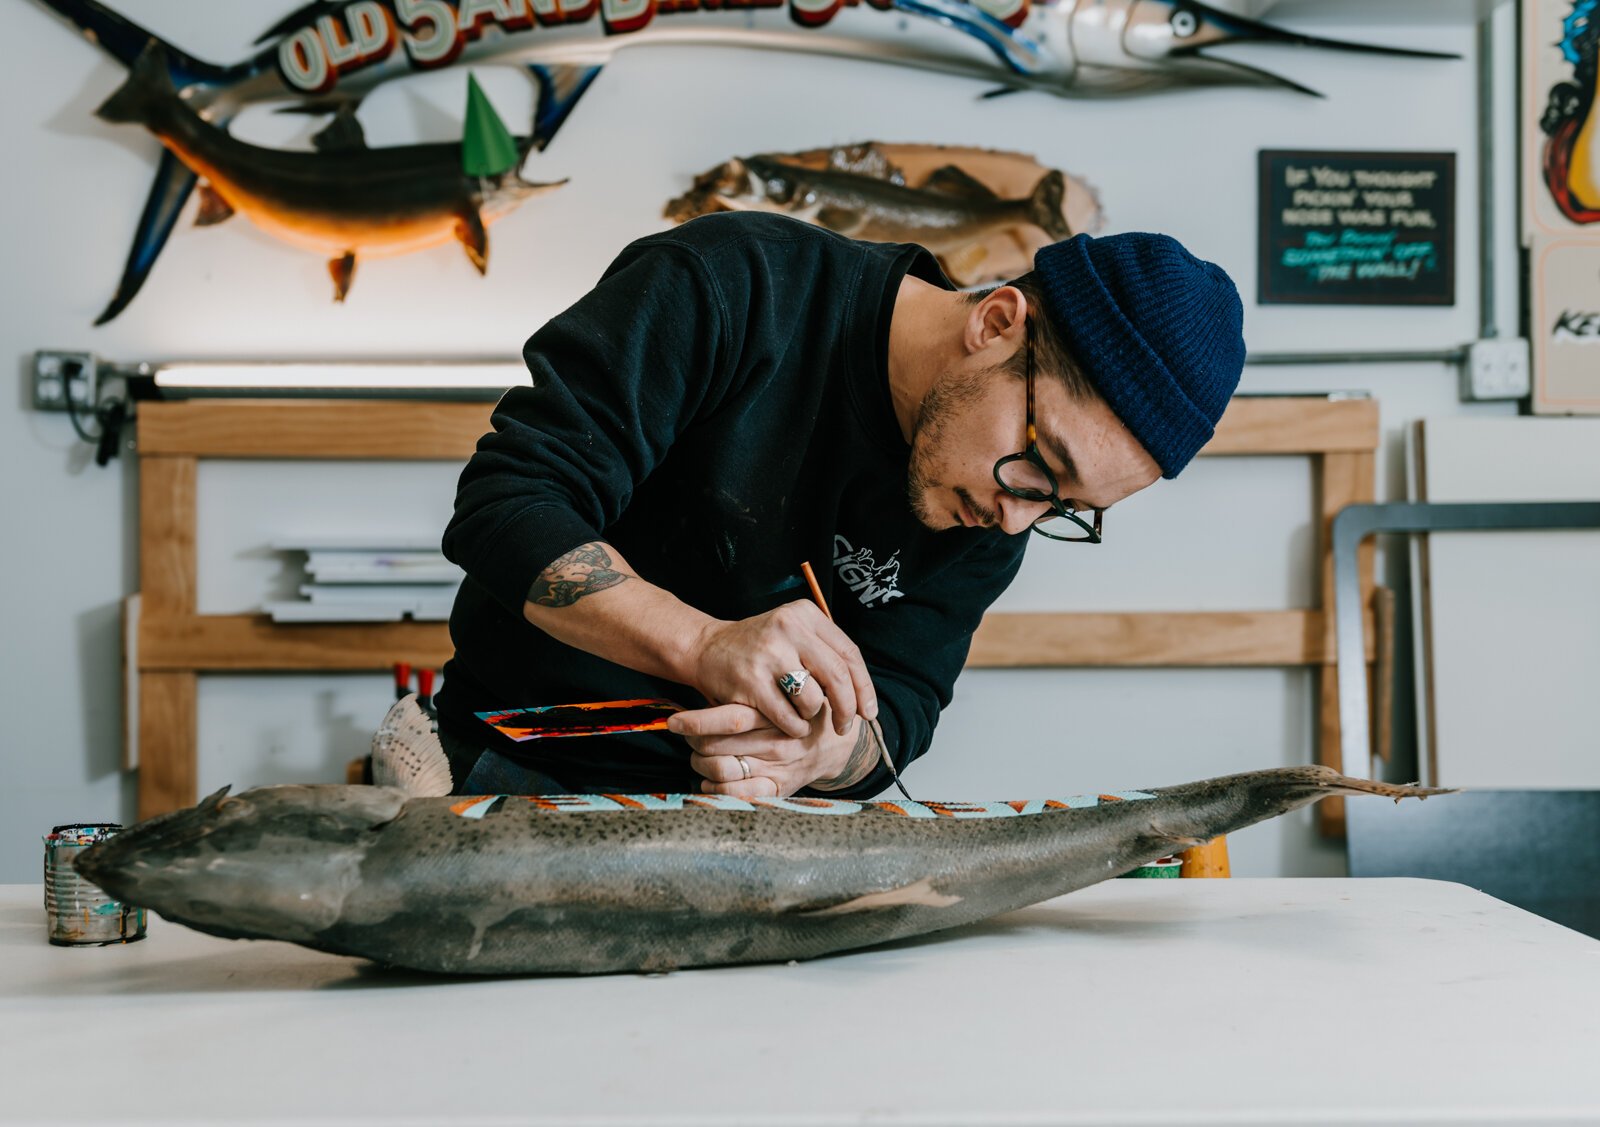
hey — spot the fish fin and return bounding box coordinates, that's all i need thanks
[527,64,604,153]
[193,183,235,227]
[921,164,999,201]
[813,206,864,234]
[329,253,356,303]
[890,0,1040,76]
[980,85,1025,100]
[95,41,174,126]
[94,149,196,326]
[1026,169,1071,240]
[275,97,362,118]
[800,878,963,916]
[311,104,367,152]
[456,210,489,274]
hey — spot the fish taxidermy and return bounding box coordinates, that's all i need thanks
[75,766,1450,976]
[94,43,565,302]
[1540,0,1600,223]
[668,142,1104,286]
[34,0,1456,322]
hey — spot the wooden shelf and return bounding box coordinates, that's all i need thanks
[138,608,1375,674]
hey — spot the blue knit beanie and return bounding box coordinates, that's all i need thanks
[1033,232,1245,479]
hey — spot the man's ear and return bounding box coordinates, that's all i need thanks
[966,286,1028,356]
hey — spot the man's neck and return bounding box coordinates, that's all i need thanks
[885,277,961,444]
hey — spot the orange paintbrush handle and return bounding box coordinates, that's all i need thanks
[800,561,832,621]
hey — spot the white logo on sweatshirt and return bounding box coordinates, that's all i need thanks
[832,535,905,608]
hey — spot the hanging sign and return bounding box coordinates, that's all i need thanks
[1257,150,1455,306]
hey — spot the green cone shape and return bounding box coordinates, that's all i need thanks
[462,73,518,178]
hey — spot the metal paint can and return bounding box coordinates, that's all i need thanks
[1119,854,1184,878]
[43,824,147,946]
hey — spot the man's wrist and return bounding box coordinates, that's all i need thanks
[810,719,877,792]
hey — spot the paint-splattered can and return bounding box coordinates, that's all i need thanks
[43,824,146,946]
[1119,854,1184,878]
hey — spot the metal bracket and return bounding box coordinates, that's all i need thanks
[1332,502,1600,780]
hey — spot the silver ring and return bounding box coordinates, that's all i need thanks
[736,755,751,780]
[777,669,811,697]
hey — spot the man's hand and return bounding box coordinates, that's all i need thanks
[669,703,879,797]
[689,601,878,740]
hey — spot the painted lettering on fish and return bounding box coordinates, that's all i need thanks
[273,0,1032,91]
[448,790,1158,818]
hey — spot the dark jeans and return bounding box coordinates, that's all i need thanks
[439,723,569,796]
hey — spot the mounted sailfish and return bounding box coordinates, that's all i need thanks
[93,44,565,301]
[35,0,1456,323]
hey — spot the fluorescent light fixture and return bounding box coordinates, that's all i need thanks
[149,360,531,397]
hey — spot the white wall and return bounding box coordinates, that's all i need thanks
[1,0,1520,881]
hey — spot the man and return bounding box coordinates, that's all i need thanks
[427,211,1244,800]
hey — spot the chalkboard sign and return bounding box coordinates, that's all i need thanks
[1258,150,1455,306]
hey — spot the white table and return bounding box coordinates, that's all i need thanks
[4,879,1598,1126]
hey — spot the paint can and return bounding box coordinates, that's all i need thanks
[1119,854,1184,878]
[43,824,146,946]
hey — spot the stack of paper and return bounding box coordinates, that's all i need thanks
[264,537,463,623]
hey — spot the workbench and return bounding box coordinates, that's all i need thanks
[4,879,1597,1125]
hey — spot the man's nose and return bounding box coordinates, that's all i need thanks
[996,492,1047,536]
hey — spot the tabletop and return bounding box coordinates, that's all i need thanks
[4,878,1599,1126]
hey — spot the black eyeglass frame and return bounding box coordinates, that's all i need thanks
[991,327,1104,543]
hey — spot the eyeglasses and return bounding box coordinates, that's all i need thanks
[991,328,1104,543]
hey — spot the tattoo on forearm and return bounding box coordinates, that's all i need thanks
[813,720,878,791]
[527,542,629,608]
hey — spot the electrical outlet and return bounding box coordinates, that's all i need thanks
[32,351,98,412]
[1462,338,1530,402]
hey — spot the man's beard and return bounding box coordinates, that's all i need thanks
[905,364,1000,530]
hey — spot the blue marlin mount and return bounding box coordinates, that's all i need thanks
[35,0,1455,323]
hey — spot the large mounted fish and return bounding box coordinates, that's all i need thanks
[1538,0,1600,224]
[96,44,565,302]
[34,0,1455,322]
[74,766,1449,976]
[668,142,1104,285]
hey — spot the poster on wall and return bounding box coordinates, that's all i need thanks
[1530,236,1600,414]
[1257,150,1455,306]
[1523,0,1599,238]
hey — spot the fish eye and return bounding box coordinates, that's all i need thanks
[1169,6,1198,37]
[765,177,793,202]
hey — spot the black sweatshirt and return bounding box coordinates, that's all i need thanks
[437,212,1028,798]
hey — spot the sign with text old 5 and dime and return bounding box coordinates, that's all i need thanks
[1532,236,1600,414]
[1258,150,1455,306]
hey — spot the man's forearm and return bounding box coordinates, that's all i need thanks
[523,541,712,687]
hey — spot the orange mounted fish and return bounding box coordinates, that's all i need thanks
[95,44,566,302]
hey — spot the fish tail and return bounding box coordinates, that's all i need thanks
[1143,765,1455,848]
[1026,170,1071,241]
[35,0,236,87]
[1300,769,1456,803]
[95,42,176,126]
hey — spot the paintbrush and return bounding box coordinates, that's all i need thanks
[800,561,914,801]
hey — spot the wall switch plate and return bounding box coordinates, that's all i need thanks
[1462,338,1531,402]
[32,350,97,412]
